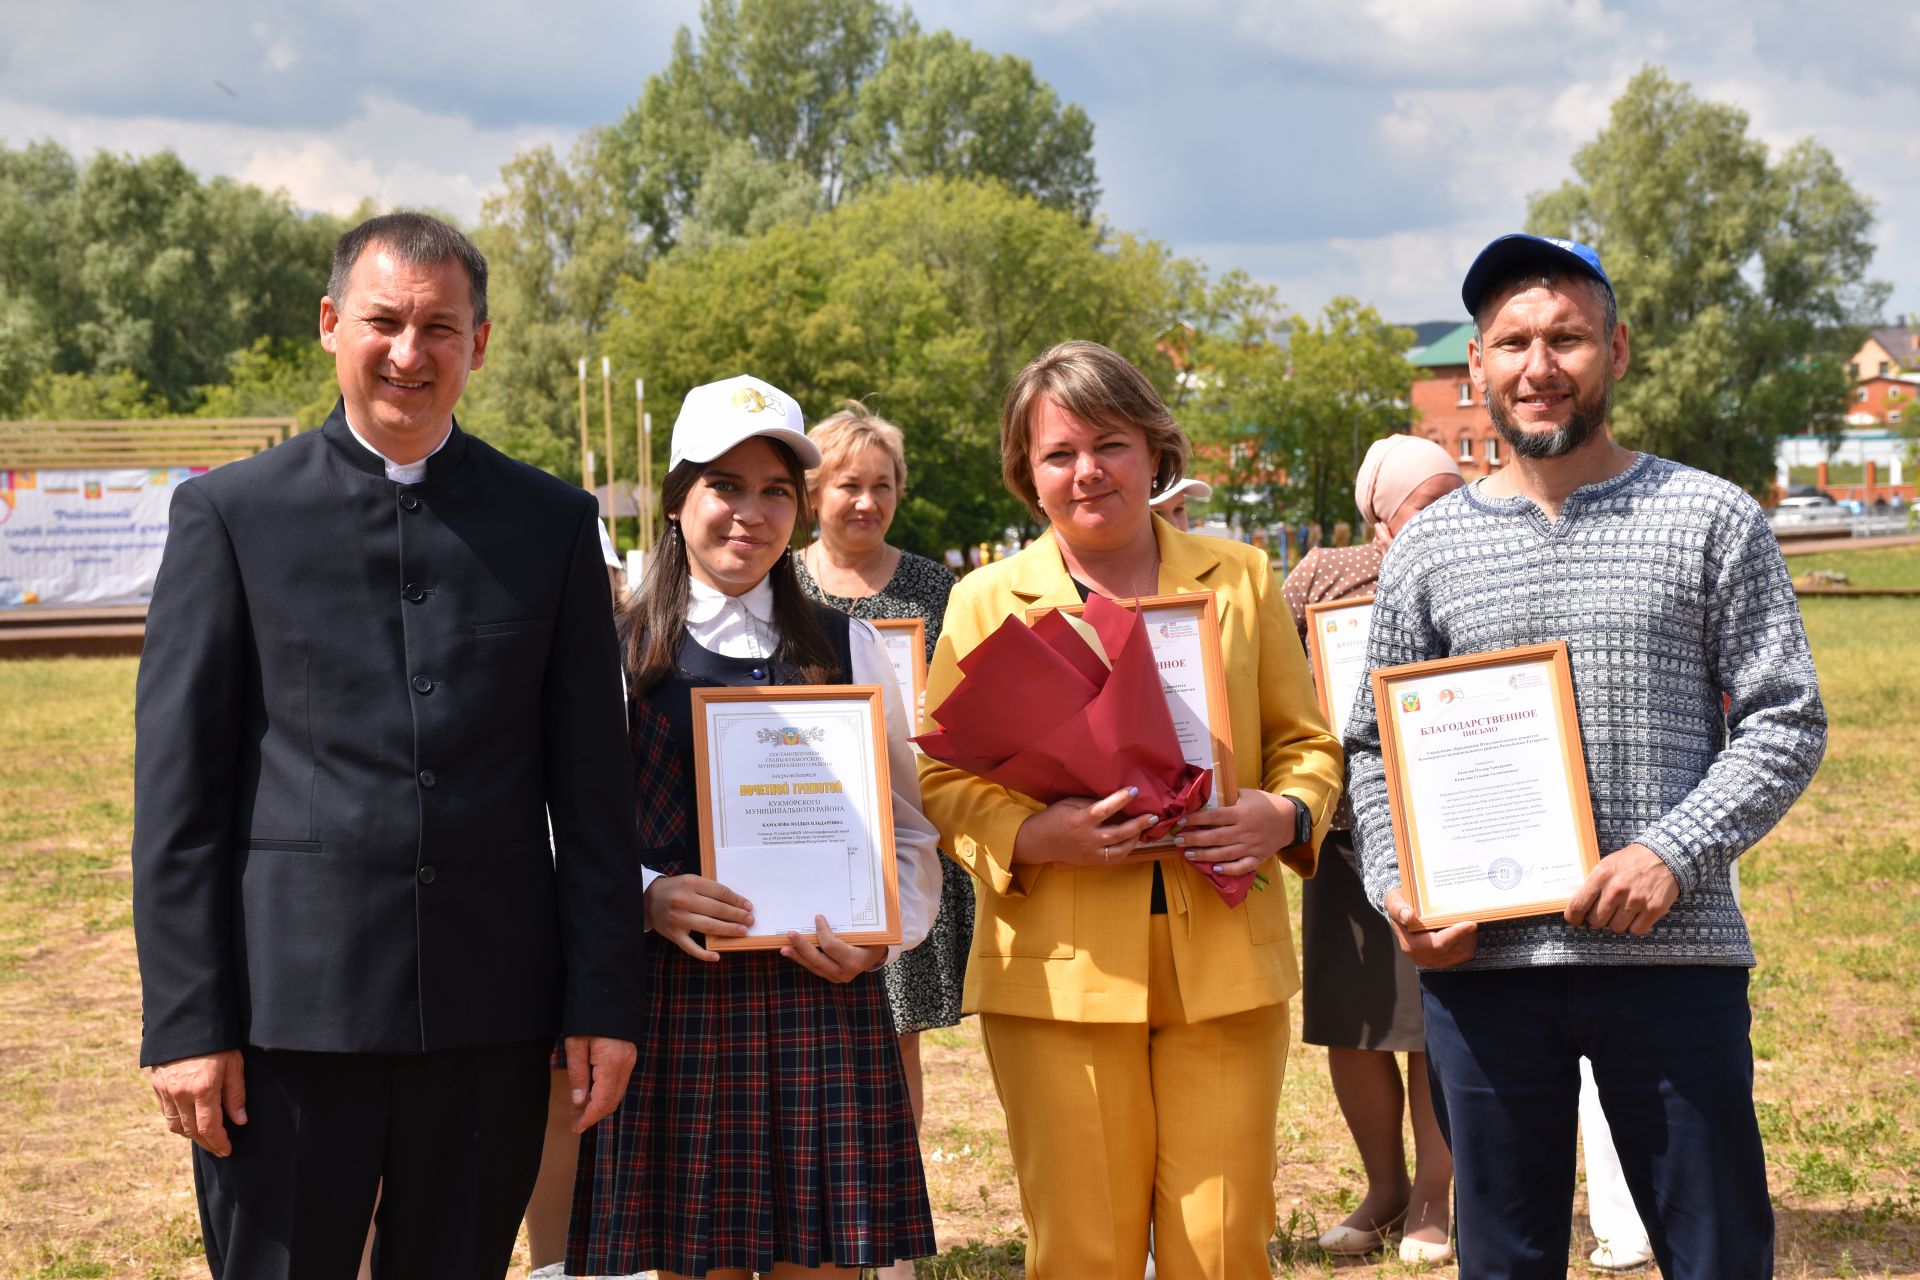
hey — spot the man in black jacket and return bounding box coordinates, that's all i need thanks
[132,211,647,1278]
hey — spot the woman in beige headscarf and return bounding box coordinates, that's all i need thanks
[1279,432,1464,1265]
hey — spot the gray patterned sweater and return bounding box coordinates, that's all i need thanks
[1345,453,1825,968]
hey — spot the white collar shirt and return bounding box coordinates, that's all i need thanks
[344,417,452,485]
[684,574,779,659]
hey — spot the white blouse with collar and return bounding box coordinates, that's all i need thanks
[664,575,942,958]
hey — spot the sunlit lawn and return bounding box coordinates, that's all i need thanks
[1,541,1916,1276]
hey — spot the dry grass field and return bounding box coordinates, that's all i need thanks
[1,545,1916,1277]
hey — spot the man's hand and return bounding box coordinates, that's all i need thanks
[1564,843,1679,934]
[783,916,889,983]
[563,1036,637,1133]
[1384,887,1479,968]
[644,874,754,962]
[144,1050,247,1156]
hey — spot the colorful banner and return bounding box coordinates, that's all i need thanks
[0,468,202,607]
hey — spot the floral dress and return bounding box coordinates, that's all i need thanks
[798,549,973,1034]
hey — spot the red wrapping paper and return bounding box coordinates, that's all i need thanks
[916,593,1257,906]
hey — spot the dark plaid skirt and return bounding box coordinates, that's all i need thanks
[565,934,937,1277]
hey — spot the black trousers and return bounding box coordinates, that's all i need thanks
[1421,966,1772,1280]
[192,1039,551,1280]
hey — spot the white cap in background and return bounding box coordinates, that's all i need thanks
[1151,476,1214,508]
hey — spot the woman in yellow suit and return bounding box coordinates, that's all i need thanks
[919,341,1343,1280]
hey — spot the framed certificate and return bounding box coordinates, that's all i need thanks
[1027,591,1236,855]
[1372,642,1600,929]
[690,685,901,951]
[870,618,926,732]
[1304,594,1374,743]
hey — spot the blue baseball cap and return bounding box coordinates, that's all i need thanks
[1461,233,1613,318]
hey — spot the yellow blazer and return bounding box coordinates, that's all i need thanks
[918,517,1344,1024]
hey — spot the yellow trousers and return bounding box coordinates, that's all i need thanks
[978,916,1290,1280]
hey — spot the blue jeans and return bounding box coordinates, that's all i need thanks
[1420,965,1771,1279]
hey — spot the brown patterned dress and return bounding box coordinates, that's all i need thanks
[797,549,974,1035]
[1281,543,1425,1052]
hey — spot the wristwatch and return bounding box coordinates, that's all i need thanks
[1284,796,1312,849]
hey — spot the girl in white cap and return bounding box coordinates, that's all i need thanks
[565,375,942,1280]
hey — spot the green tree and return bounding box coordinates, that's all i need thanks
[470,1,1104,484]
[597,0,1099,250]
[1179,294,1415,535]
[601,177,1184,553]
[0,140,339,415]
[1528,66,1888,494]
[193,337,338,429]
[846,26,1098,219]
[602,0,898,249]
[0,141,79,406]
[465,134,646,477]
[16,368,168,420]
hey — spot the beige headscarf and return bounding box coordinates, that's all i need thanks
[1354,434,1463,544]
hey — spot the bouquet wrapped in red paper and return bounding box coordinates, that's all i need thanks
[914,592,1259,906]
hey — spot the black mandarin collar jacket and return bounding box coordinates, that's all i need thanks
[132,400,645,1064]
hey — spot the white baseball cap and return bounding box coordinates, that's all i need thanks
[1151,476,1214,507]
[668,374,821,471]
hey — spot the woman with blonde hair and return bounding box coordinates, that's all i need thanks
[918,340,1344,1280]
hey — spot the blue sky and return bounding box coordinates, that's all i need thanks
[3,0,1917,325]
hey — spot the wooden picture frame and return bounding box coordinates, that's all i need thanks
[870,617,927,732]
[1304,594,1374,743]
[1026,591,1237,859]
[690,684,901,950]
[1371,642,1600,930]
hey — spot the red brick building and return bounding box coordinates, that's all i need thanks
[1848,374,1919,430]
[1406,322,1503,479]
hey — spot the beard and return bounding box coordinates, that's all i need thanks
[1487,376,1611,460]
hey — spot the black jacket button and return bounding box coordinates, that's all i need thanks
[418,769,436,788]
[412,675,433,694]
[417,866,436,884]
[399,489,421,510]
[404,583,426,603]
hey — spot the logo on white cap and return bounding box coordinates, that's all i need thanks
[730,384,782,415]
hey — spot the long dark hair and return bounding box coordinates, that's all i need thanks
[622,438,840,696]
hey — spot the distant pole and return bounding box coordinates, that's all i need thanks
[635,379,653,552]
[642,409,655,552]
[600,356,616,550]
[576,358,592,495]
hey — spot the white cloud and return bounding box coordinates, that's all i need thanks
[5,0,1919,324]
[252,23,299,74]
[1233,0,1628,77]
[0,92,567,222]
[1180,222,1508,324]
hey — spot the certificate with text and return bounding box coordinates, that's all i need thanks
[691,685,901,950]
[1304,595,1374,743]
[870,618,926,741]
[1372,643,1600,929]
[1027,591,1236,855]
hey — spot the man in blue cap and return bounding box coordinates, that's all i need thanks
[1343,233,1826,1277]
